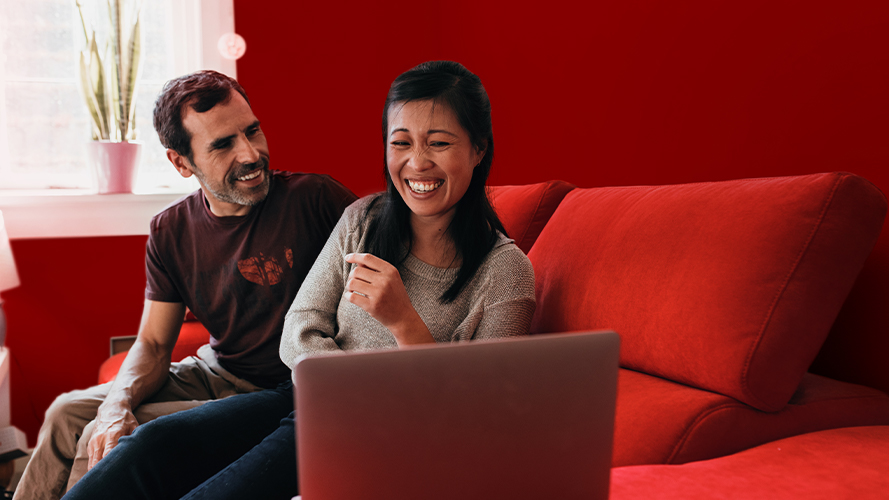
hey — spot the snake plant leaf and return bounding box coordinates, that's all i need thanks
[126,107,137,141]
[75,0,90,48]
[89,35,111,139]
[107,46,122,140]
[108,0,127,141]
[78,51,103,140]
[75,0,142,143]
[122,9,141,140]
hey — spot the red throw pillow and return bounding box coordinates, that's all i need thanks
[488,181,575,253]
[529,173,886,411]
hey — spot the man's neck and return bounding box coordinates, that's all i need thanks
[202,190,253,217]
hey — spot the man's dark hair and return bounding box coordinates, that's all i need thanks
[152,70,250,161]
[365,60,507,303]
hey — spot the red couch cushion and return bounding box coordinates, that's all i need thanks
[529,173,886,411]
[610,425,889,499]
[488,181,575,253]
[613,369,889,466]
[98,321,211,384]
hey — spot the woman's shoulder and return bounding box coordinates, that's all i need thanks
[486,232,531,263]
[476,232,535,289]
[339,192,386,228]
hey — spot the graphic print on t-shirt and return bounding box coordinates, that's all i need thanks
[237,248,294,286]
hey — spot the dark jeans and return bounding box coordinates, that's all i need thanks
[62,382,297,500]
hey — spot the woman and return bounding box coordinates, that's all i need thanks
[63,60,535,500]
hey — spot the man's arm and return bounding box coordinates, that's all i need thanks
[87,299,185,469]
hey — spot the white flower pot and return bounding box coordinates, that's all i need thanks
[87,141,143,194]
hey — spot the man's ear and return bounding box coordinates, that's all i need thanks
[167,149,194,178]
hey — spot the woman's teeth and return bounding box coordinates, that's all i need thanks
[408,180,443,193]
[238,170,261,181]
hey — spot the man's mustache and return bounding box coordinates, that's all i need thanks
[228,157,269,182]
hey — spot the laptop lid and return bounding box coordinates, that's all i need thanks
[295,330,620,500]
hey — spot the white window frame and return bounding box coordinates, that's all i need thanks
[0,0,236,239]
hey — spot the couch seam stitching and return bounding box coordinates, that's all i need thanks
[667,402,752,463]
[740,173,845,410]
[668,391,889,463]
[520,182,552,250]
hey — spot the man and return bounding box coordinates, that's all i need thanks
[13,70,356,500]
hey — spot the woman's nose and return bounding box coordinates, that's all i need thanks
[408,147,433,171]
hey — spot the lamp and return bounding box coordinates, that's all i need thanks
[0,211,20,346]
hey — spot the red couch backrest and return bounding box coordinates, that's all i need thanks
[527,173,886,411]
[488,181,576,253]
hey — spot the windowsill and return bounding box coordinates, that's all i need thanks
[0,189,195,239]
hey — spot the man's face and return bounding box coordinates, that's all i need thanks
[175,90,270,216]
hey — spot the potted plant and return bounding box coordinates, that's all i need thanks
[75,0,143,194]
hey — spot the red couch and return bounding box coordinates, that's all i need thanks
[102,172,889,497]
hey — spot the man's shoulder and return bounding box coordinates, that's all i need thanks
[268,170,357,218]
[270,170,348,194]
[150,189,203,235]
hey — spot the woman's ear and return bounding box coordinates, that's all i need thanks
[474,143,487,168]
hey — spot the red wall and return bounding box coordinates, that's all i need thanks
[4,237,147,444]
[3,0,888,444]
[235,0,889,391]
[231,0,889,389]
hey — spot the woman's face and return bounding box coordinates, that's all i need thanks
[386,100,484,226]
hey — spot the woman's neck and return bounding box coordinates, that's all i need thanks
[409,213,460,268]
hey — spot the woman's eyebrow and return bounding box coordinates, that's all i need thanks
[428,129,458,137]
[389,128,458,137]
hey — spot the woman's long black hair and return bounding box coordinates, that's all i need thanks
[365,60,507,303]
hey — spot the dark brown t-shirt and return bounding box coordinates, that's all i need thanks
[145,171,356,388]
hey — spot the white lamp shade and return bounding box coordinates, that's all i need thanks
[0,210,20,292]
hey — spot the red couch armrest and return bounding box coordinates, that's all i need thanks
[97,321,211,384]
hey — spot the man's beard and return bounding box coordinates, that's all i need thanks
[192,157,271,207]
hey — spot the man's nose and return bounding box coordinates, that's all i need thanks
[234,135,260,164]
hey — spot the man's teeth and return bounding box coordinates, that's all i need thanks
[407,180,443,193]
[238,170,261,181]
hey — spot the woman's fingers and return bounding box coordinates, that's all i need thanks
[346,274,374,298]
[343,252,417,330]
[348,264,377,285]
[345,252,389,272]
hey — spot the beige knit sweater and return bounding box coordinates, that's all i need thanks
[280,194,536,368]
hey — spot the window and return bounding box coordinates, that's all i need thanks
[0,0,235,194]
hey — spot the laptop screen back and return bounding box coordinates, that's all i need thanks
[296,330,620,500]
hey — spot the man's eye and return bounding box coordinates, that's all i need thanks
[212,140,232,150]
[247,127,259,136]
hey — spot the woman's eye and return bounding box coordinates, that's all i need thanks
[430,141,450,147]
[390,141,409,147]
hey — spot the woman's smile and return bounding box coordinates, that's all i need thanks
[407,179,444,194]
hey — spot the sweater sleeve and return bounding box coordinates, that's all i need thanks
[280,201,358,369]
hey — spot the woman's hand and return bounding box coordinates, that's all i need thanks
[344,253,435,345]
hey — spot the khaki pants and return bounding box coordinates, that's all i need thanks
[13,345,263,500]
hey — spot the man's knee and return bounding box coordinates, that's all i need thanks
[116,414,195,455]
[41,385,109,434]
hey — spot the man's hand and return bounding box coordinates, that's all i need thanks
[344,253,435,345]
[87,404,139,470]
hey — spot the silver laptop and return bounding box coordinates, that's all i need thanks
[294,330,620,500]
